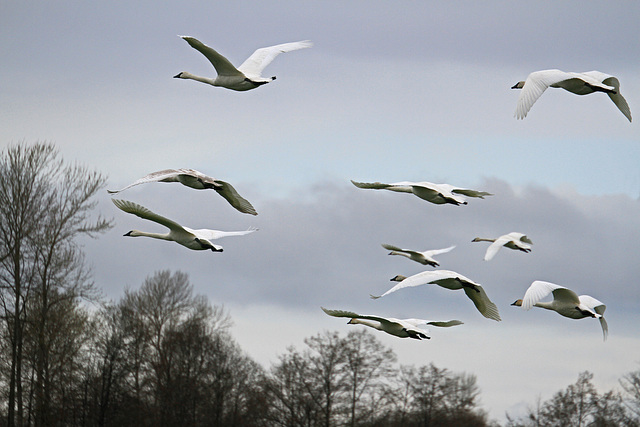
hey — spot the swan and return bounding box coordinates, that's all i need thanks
[381,244,455,267]
[321,307,463,340]
[511,280,608,340]
[174,36,312,91]
[472,232,532,261]
[512,69,632,122]
[108,169,257,215]
[351,180,492,206]
[112,199,257,251]
[371,270,501,321]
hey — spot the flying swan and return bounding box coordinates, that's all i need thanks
[321,307,462,340]
[472,232,532,261]
[512,280,608,340]
[511,69,632,122]
[174,36,312,91]
[351,180,492,206]
[371,270,501,321]
[112,199,257,251]
[108,169,257,215]
[382,243,455,267]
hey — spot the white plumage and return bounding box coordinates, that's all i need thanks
[351,180,492,206]
[321,307,462,340]
[472,232,532,261]
[382,244,455,267]
[512,69,631,122]
[112,199,257,252]
[174,36,312,91]
[371,270,501,321]
[512,280,608,340]
[108,169,257,215]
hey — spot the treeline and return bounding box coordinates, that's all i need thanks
[1,142,640,427]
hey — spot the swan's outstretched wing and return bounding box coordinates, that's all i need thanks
[424,245,456,257]
[370,270,466,299]
[514,69,573,119]
[370,271,432,299]
[522,281,580,310]
[381,244,421,257]
[462,286,501,321]
[581,72,632,122]
[213,180,258,215]
[450,188,493,199]
[192,226,258,240]
[108,169,184,194]
[238,40,312,78]
[321,307,398,327]
[518,234,533,245]
[484,235,511,261]
[423,320,464,328]
[351,180,393,190]
[112,199,184,232]
[180,36,243,77]
[578,295,607,340]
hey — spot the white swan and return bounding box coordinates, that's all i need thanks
[512,280,608,340]
[371,270,501,321]
[112,199,257,251]
[321,307,462,340]
[382,244,455,267]
[108,169,257,215]
[174,36,312,91]
[472,232,532,261]
[351,180,492,206]
[512,69,632,122]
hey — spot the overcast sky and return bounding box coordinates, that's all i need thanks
[2,1,640,422]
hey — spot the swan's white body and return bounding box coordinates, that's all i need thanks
[112,199,257,251]
[472,232,532,261]
[108,169,257,215]
[351,180,492,206]
[321,307,462,340]
[174,36,312,91]
[512,280,608,340]
[382,244,455,267]
[371,270,501,321]
[512,69,632,122]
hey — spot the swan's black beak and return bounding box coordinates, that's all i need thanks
[173,73,182,78]
[511,83,520,89]
[123,231,132,237]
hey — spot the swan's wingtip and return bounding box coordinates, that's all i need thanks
[369,294,381,300]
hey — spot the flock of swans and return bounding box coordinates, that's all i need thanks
[108,36,629,343]
[325,180,610,341]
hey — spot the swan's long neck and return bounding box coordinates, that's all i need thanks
[349,319,381,330]
[176,72,217,86]
[390,251,411,259]
[533,301,555,311]
[126,230,171,241]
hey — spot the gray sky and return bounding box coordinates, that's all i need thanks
[2,1,640,422]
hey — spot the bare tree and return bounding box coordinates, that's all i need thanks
[304,331,347,427]
[621,368,640,421]
[341,329,396,426]
[0,142,111,427]
[263,347,320,427]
